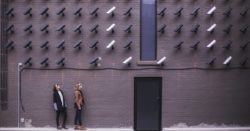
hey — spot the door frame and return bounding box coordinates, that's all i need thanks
[134,77,162,131]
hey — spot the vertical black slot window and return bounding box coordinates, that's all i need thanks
[140,0,157,60]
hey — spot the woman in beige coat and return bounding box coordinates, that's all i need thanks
[74,83,86,130]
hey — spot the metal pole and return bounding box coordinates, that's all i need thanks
[17,63,22,128]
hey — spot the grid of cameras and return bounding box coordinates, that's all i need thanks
[5,0,136,67]
[157,0,249,67]
[3,0,250,68]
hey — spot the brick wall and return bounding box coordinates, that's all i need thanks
[0,0,250,128]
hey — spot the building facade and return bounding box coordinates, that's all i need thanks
[1,0,250,130]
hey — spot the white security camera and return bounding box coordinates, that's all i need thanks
[106,24,116,32]
[223,56,232,65]
[106,6,116,14]
[207,6,216,15]
[157,56,166,65]
[106,40,115,49]
[207,40,216,48]
[123,56,133,65]
[207,24,216,32]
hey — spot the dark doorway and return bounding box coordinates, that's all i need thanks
[134,77,162,131]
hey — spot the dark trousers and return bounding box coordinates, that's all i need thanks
[56,107,67,127]
[74,108,82,126]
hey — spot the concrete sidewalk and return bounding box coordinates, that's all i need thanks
[1,127,250,131]
[0,128,131,131]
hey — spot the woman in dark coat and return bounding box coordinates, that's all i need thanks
[53,84,68,130]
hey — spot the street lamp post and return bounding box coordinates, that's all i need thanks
[17,62,22,128]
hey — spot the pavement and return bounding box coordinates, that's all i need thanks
[1,127,250,131]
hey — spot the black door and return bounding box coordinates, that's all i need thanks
[134,77,162,131]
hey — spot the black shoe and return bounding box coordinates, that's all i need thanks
[57,126,62,130]
[62,126,68,129]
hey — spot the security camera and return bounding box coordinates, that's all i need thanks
[207,58,216,66]
[124,41,132,50]
[90,24,99,33]
[190,41,200,50]
[240,25,249,34]
[223,41,232,50]
[41,24,49,33]
[89,41,99,50]
[174,7,183,17]
[123,56,133,66]
[74,8,82,17]
[124,25,133,33]
[157,56,166,65]
[24,25,33,33]
[207,24,216,32]
[74,41,82,50]
[57,58,65,66]
[57,25,66,33]
[41,41,49,50]
[158,8,167,17]
[158,24,167,34]
[175,24,183,33]
[106,40,115,49]
[223,7,232,17]
[40,7,49,17]
[223,25,233,34]
[24,8,32,17]
[40,58,49,66]
[6,8,14,17]
[57,40,65,50]
[207,40,216,48]
[90,8,99,17]
[6,41,14,50]
[90,57,102,66]
[106,6,116,17]
[191,8,200,17]
[57,7,66,17]
[207,6,216,15]
[240,7,249,17]
[123,7,132,17]
[5,24,14,33]
[191,24,200,33]
[24,41,32,50]
[223,56,232,65]
[74,24,82,34]
[174,41,183,49]
[106,24,116,33]
[24,57,32,66]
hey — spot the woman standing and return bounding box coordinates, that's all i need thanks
[53,84,68,130]
[74,83,86,130]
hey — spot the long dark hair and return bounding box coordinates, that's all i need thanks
[53,84,58,92]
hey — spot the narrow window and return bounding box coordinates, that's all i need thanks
[140,0,157,60]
